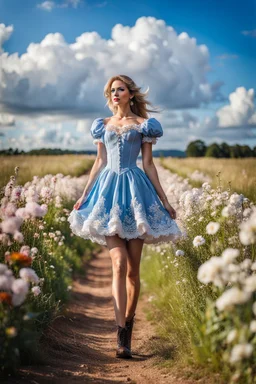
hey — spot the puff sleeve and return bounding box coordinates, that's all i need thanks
[141,118,163,145]
[90,118,105,145]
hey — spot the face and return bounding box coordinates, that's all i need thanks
[110,80,132,106]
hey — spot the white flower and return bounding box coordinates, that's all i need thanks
[249,320,256,333]
[229,343,253,364]
[175,250,184,256]
[49,265,55,269]
[1,217,23,234]
[30,247,38,255]
[216,288,251,312]
[13,231,24,243]
[221,248,240,264]
[193,235,205,247]
[229,193,244,207]
[240,258,252,270]
[253,302,256,316]
[19,268,39,284]
[12,278,29,295]
[20,245,30,256]
[221,205,236,218]
[0,275,13,291]
[226,329,237,344]
[197,257,226,286]
[206,221,220,235]
[31,286,41,296]
[25,202,47,218]
[239,208,256,245]
[244,275,256,293]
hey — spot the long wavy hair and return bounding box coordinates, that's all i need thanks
[103,75,161,118]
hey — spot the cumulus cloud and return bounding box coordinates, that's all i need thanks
[0,17,222,119]
[157,87,256,148]
[216,87,256,128]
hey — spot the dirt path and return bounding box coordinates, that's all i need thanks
[7,247,197,384]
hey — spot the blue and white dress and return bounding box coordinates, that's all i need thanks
[68,117,183,246]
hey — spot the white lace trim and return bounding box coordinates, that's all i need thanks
[142,136,157,145]
[105,123,144,136]
[93,138,103,145]
[68,195,183,246]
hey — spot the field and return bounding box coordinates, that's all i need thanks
[160,157,256,203]
[1,155,256,383]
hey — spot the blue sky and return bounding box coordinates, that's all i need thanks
[0,0,255,151]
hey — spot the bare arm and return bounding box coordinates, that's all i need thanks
[141,142,177,219]
[73,142,107,209]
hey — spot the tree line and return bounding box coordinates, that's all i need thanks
[186,140,256,158]
[0,141,255,158]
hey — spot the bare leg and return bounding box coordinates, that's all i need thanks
[105,234,129,328]
[125,238,144,321]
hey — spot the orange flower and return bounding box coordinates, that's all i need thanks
[10,252,32,267]
[0,292,12,305]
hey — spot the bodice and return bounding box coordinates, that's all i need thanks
[91,117,163,175]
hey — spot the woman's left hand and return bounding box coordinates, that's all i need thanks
[163,200,177,219]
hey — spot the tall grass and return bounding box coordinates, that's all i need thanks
[1,155,95,189]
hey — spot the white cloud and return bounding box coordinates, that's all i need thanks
[216,87,255,128]
[0,113,15,126]
[0,23,13,54]
[37,0,83,11]
[37,1,55,11]
[0,18,222,120]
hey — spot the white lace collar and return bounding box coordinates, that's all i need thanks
[104,119,148,135]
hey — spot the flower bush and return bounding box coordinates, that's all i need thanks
[141,167,256,383]
[0,167,95,376]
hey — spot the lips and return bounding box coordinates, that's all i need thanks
[113,98,119,101]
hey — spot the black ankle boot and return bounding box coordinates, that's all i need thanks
[125,313,136,352]
[116,325,132,359]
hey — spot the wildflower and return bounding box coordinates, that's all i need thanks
[226,329,238,344]
[206,221,220,235]
[197,257,226,287]
[221,248,240,264]
[216,288,251,312]
[1,217,23,234]
[0,292,12,305]
[175,250,184,256]
[31,286,41,296]
[193,235,205,247]
[229,343,253,364]
[13,231,24,243]
[6,327,17,338]
[19,268,39,284]
[12,278,29,296]
[244,275,256,293]
[249,320,256,333]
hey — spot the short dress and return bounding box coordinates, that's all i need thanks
[67,117,183,246]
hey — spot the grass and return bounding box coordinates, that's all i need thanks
[1,155,96,189]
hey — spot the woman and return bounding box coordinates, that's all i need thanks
[68,74,183,359]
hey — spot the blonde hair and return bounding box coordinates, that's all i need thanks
[103,75,161,118]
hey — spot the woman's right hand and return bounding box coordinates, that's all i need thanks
[73,195,87,210]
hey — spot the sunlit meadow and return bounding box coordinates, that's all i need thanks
[1,155,256,383]
[141,159,256,383]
